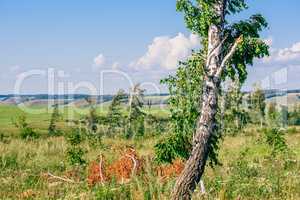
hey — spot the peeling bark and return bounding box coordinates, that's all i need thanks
[171,1,236,199]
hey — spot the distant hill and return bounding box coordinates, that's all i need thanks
[0,90,298,107]
[0,93,170,107]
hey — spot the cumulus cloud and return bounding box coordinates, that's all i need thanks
[276,42,300,61]
[263,36,273,46]
[130,33,200,70]
[92,54,106,71]
[93,54,106,66]
[264,41,300,63]
[112,62,120,70]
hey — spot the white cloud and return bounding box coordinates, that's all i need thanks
[276,42,300,61]
[111,62,120,70]
[264,41,300,63]
[131,33,200,70]
[263,37,273,47]
[93,54,106,66]
[92,54,106,71]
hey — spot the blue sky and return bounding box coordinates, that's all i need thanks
[0,0,300,94]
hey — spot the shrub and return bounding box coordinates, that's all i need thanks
[13,115,39,140]
[263,128,288,154]
[66,128,85,145]
[286,127,297,134]
[20,127,39,140]
[107,89,126,136]
[65,128,86,166]
[48,104,62,136]
[154,133,191,164]
[66,146,86,166]
[288,104,300,125]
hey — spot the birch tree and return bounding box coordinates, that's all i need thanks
[172,0,269,199]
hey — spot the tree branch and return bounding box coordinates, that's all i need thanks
[47,172,76,183]
[216,35,243,77]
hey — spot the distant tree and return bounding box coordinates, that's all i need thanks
[223,80,249,134]
[266,102,279,126]
[65,128,86,166]
[126,84,146,138]
[13,115,39,139]
[85,97,98,134]
[263,127,288,155]
[146,99,152,111]
[48,104,62,136]
[107,89,126,136]
[288,104,300,125]
[248,85,266,126]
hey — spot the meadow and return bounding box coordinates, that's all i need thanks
[0,103,300,200]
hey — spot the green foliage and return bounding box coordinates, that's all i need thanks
[66,146,86,166]
[126,84,146,138]
[81,98,103,146]
[48,104,62,136]
[145,114,169,136]
[262,127,288,154]
[66,128,86,145]
[157,0,269,167]
[288,104,300,125]
[155,53,205,163]
[177,0,269,83]
[162,54,204,138]
[13,115,39,140]
[155,133,191,163]
[266,102,282,127]
[156,52,225,166]
[107,89,126,136]
[223,80,250,135]
[247,85,266,125]
[83,98,98,133]
[65,128,86,166]
[286,127,297,135]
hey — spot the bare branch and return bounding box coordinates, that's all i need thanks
[216,35,243,77]
[47,172,76,183]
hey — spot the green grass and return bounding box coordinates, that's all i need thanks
[0,105,300,199]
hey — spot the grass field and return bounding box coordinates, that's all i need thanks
[0,104,300,199]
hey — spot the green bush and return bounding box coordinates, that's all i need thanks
[262,128,288,154]
[66,146,86,166]
[154,133,191,163]
[286,127,297,135]
[66,128,86,145]
[65,128,86,166]
[20,127,39,140]
[13,115,39,140]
